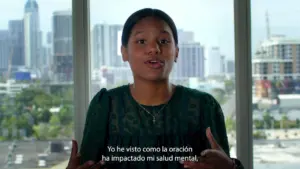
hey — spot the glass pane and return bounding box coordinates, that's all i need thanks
[90,0,237,163]
[0,0,73,168]
[251,0,300,168]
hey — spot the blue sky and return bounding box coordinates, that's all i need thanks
[1,0,300,60]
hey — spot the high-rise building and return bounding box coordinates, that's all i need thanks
[45,32,53,66]
[24,0,42,70]
[206,47,222,76]
[253,36,300,81]
[91,24,110,69]
[253,36,300,98]
[221,55,226,73]
[226,60,235,74]
[0,31,10,71]
[172,42,205,79]
[109,24,123,67]
[8,20,25,67]
[53,10,73,82]
[178,29,195,43]
[91,24,123,69]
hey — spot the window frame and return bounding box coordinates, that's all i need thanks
[73,0,91,147]
[234,0,253,169]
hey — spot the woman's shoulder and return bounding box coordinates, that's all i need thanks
[106,84,128,96]
[92,85,128,100]
[179,85,218,105]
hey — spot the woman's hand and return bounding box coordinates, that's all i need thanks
[66,140,106,169]
[182,128,235,169]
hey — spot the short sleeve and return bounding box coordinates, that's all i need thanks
[79,88,110,164]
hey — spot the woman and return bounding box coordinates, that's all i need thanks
[66,8,244,169]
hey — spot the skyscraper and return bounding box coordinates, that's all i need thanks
[221,55,226,73]
[24,0,42,70]
[91,24,123,68]
[207,47,222,76]
[226,60,235,74]
[0,31,10,71]
[253,35,300,81]
[45,32,53,66]
[177,29,194,43]
[53,10,73,82]
[109,24,123,67]
[173,42,205,79]
[92,24,110,69]
[9,20,25,67]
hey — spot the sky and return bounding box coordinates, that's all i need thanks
[1,0,300,61]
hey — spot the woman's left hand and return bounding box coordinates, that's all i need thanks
[182,127,235,169]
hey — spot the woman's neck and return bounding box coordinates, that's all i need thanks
[129,79,175,106]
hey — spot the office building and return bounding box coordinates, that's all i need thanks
[0,31,10,71]
[206,47,223,76]
[253,35,300,80]
[8,20,25,67]
[24,0,42,70]
[91,24,123,69]
[172,42,205,79]
[53,10,73,82]
[226,60,235,74]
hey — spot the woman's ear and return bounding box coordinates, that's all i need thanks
[175,46,179,62]
[121,46,128,61]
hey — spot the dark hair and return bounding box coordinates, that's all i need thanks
[121,8,178,47]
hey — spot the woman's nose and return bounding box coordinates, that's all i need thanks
[147,42,161,55]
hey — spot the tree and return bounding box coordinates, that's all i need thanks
[253,131,267,140]
[211,88,227,104]
[15,88,53,124]
[225,116,236,132]
[1,88,54,140]
[296,118,300,128]
[224,80,235,94]
[262,111,274,129]
[48,114,61,138]
[0,85,74,140]
[33,123,50,140]
[253,119,264,129]
[58,105,73,125]
[281,113,289,129]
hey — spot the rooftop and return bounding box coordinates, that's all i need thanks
[24,0,39,13]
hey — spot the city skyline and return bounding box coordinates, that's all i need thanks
[2,0,300,60]
[1,2,300,168]
[0,0,227,82]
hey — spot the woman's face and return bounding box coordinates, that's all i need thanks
[121,16,179,81]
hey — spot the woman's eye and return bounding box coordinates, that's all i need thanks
[160,39,169,44]
[137,39,146,44]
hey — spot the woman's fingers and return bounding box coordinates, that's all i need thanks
[67,140,80,168]
[70,140,78,159]
[90,160,106,169]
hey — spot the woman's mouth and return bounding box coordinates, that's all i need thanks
[144,59,165,69]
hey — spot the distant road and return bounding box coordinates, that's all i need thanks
[0,141,69,169]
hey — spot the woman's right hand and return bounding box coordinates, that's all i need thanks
[66,140,106,169]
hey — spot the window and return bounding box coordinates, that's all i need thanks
[0,0,73,168]
[90,0,237,160]
[252,0,300,168]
